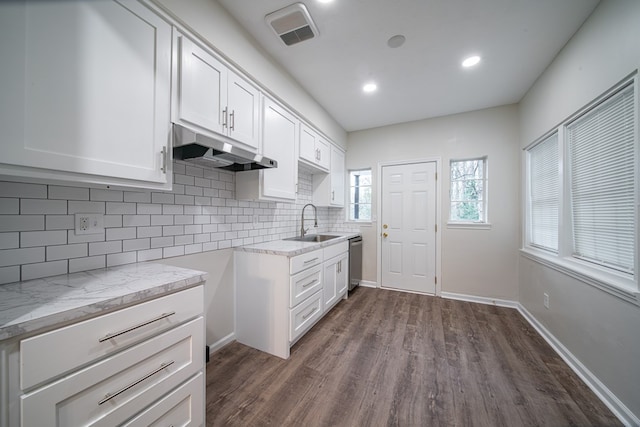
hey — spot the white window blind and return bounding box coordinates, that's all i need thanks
[528,133,559,252]
[567,83,635,274]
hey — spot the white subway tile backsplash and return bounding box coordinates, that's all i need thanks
[46,215,75,230]
[137,204,162,215]
[0,162,356,284]
[163,245,184,258]
[0,233,19,250]
[0,266,20,285]
[91,189,123,202]
[106,227,136,241]
[47,243,87,261]
[0,182,47,199]
[123,191,151,203]
[68,229,105,244]
[122,238,150,252]
[69,255,105,273]
[89,240,122,256]
[0,198,19,214]
[0,215,44,232]
[137,226,163,238]
[49,185,89,201]
[21,260,67,281]
[0,247,45,267]
[104,215,123,228]
[107,251,136,267]
[152,192,174,204]
[106,202,136,215]
[151,236,173,248]
[21,230,66,248]
[137,248,162,262]
[68,201,105,214]
[123,215,151,227]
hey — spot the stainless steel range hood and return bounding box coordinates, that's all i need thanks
[172,123,277,172]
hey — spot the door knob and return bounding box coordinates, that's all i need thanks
[382,232,388,238]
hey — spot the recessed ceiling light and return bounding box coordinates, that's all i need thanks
[387,34,406,49]
[317,0,333,3]
[462,55,481,68]
[363,82,377,93]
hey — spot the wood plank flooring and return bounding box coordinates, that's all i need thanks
[205,287,621,426]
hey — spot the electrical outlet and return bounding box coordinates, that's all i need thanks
[543,292,550,309]
[75,213,104,235]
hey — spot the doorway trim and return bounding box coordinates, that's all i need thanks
[376,157,442,296]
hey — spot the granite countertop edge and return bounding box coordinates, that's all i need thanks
[235,232,362,257]
[0,262,207,341]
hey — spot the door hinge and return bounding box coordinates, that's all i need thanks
[435,172,438,180]
[435,224,438,232]
[435,276,437,285]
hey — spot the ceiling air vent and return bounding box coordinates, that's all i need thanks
[265,3,318,46]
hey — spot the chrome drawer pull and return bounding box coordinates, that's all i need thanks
[98,360,174,405]
[303,257,319,265]
[98,312,176,343]
[302,307,318,320]
[302,279,317,288]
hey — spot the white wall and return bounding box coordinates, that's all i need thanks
[518,0,640,421]
[152,0,347,148]
[347,105,520,300]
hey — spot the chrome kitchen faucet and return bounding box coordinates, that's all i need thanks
[300,203,318,238]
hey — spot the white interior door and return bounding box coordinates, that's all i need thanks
[381,162,437,294]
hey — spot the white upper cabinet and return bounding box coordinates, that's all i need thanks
[0,0,172,190]
[313,145,346,207]
[174,33,261,151]
[299,123,330,173]
[236,96,298,202]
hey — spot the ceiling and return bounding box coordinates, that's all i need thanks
[217,0,600,132]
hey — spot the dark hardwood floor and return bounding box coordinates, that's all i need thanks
[205,287,621,426]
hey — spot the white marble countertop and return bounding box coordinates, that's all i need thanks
[0,262,207,341]
[236,232,361,257]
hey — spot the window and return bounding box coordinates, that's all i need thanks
[527,133,559,252]
[525,77,637,285]
[449,157,487,223]
[349,169,371,221]
[567,83,635,274]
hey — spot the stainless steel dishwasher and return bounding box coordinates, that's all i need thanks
[348,235,362,291]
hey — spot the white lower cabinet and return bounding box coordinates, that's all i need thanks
[235,240,349,359]
[1,285,205,427]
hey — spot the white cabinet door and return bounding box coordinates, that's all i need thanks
[176,35,227,136]
[336,253,349,297]
[227,71,261,150]
[330,146,346,206]
[316,137,331,171]
[323,256,339,311]
[0,0,172,189]
[299,124,318,164]
[299,123,330,173]
[260,97,298,201]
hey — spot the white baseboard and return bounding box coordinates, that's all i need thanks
[208,332,235,354]
[441,291,519,309]
[358,280,378,288]
[517,305,638,427]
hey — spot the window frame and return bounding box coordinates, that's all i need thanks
[347,168,372,223]
[448,156,489,227]
[522,73,639,298]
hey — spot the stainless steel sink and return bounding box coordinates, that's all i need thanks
[283,234,340,243]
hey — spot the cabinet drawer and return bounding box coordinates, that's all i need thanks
[21,286,203,390]
[290,248,323,275]
[21,317,204,427]
[323,241,348,261]
[290,265,322,308]
[289,290,323,343]
[123,372,204,427]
